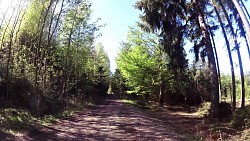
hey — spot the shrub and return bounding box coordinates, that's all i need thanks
[231,106,250,130]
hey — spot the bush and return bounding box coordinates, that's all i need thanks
[231,106,250,130]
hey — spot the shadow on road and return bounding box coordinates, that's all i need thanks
[13,95,186,141]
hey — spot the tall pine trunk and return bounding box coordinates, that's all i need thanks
[232,0,250,47]
[239,0,250,20]
[208,25,222,102]
[193,0,220,117]
[213,3,236,111]
[238,0,250,60]
[219,0,245,108]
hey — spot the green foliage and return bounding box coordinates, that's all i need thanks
[220,73,250,100]
[116,26,164,99]
[220,74,232,100]
[39,115,58,125]
[0,0,110,117]
[20,0,45,34]
[93,43,111,95]
[111,69,127,98]
[0,107,78,134]
[0,109,34,132]
[116,25,208,106]
[197,102,211,118]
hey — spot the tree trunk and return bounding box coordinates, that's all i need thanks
[193,0,220,117]
[35,0,53,116]
[238,0,250,60]
[232,0,250,47]
[159,76,165,106]
[242,32,250,60]
[208,24,222,102]
[240,0,250,20]
[237,46,245,108]
[219,0,245,108]
[213,4,236,111]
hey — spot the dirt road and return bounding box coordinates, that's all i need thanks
[14,96,188,141]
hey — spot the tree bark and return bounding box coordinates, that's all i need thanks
[219,0,245,108]
[213,3,236,111]
[208,24,222,102]
[232,0,250,48]
[238,0,250,60]
[193,0,220,117]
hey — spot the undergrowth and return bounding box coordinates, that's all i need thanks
[197,102,211,117]
[0,108,35,134]
[121,99,136,105]
[230,105,250,130]
[0,98,101,135]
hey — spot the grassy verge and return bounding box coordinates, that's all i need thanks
[0,99,99,136]
[0,108,36,135]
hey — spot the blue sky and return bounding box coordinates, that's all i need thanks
[90,0,141,72]
[90,0,250,75]
[0,0,249,74]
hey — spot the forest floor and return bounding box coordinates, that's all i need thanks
[0,95,246,141]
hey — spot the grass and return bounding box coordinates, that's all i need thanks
[0,103,91,136]
[0,108,36,135]
[0,96,106,136]
[121,99,136,105]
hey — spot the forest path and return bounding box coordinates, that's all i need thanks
[15,95,198,141]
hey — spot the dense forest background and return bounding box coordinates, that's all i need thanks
[113,0,250,117]
[0,0,250,138]
[0,0,111,116]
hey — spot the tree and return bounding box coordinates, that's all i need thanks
[135,0,220,117]
[212,0,236,111]
[192,0,220,117]
[117,26,171,105]
[117,39,159,98]
[93,43,111,95]
[232,0,250,48]
[111,69,127,98]
[216,0,246,108]
[0,0,106,114]
[117,29,151,93]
